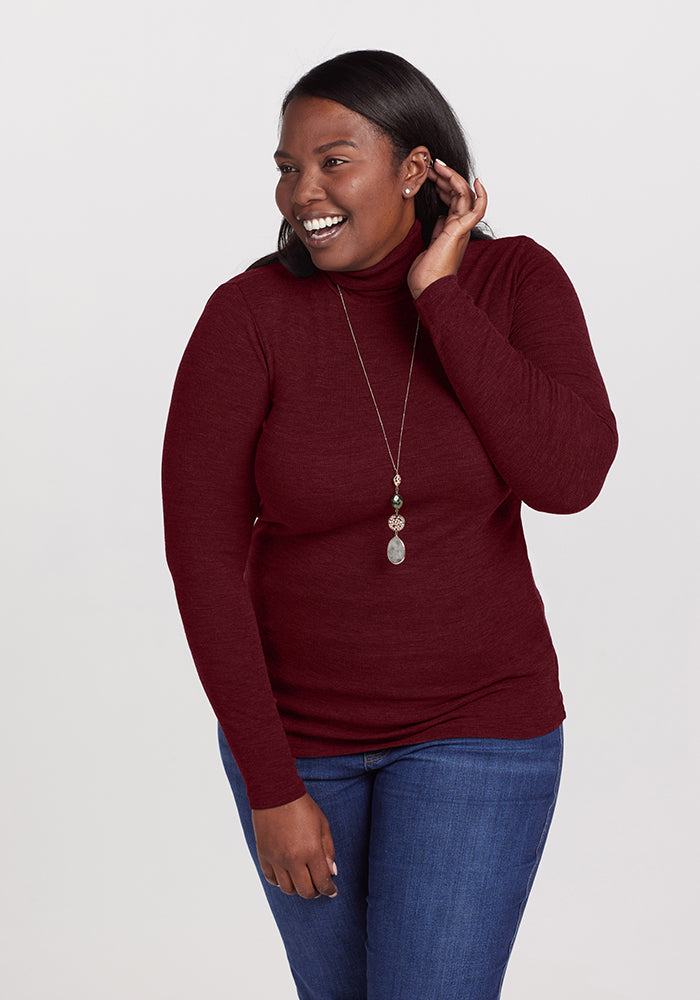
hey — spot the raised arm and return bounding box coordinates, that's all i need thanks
[414,239,618,513]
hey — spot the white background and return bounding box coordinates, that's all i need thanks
[2,1,697,997]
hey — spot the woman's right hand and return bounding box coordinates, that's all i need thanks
[251,792,338,899]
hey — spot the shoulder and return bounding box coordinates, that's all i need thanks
[460,233,575,293]
[205,259,318,321]
[463,233,560,267]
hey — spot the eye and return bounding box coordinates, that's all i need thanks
[323,157,346,168]
[276,163,297,174]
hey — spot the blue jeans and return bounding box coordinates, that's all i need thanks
[219,725,563,1000]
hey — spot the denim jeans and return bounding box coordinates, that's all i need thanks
[218,725,563,1000]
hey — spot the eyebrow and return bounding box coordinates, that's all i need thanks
[273,140,359,159]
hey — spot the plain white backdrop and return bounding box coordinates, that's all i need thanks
[2,1,697,997]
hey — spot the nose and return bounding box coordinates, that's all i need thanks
[291,167,326,210]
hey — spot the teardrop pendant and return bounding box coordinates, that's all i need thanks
[387,473,406,564]
[387,534,406,565]
[336,288,420,569]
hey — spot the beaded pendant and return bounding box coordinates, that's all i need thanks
[387,473,407,564]
[335,284,418,566]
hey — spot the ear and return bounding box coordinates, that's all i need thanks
[401,146,432,198]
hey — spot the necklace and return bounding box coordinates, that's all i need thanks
[336,285,420,565]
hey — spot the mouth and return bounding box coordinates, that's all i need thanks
[297,215,348,247]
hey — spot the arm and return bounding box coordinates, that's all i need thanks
[414,240,618,513]
[162,281,306,809]
[407,160,617,514]
[162,281,338,898]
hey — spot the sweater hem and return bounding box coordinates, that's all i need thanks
[287,705,567,761]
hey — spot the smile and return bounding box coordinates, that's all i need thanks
[300,215,347,232]
[297,215,348,245]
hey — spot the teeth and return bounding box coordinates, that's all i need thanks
[302,215,346,232]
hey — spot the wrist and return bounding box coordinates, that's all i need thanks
[409,270,443,300]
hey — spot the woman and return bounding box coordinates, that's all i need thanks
[162,50,617,1000]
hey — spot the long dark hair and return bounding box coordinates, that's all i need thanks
[253,50,492,275]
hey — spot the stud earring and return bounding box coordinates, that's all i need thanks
[404,188,411,195]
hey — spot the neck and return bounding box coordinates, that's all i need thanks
[321,219,425,302]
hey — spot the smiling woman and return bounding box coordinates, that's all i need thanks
[273,99,421,272]
[162,49,617,1000]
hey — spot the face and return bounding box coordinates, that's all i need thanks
[274,97,419,272]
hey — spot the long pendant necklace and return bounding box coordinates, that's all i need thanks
[336,286,420,565]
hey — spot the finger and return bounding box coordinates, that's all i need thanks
[452,185,475,215]
[427,173,452,209]
[432,179,469,212]
[444,178,487,231]
[274,868,297,896]
[473,177,488,215]
[433,159,472,198]
[259,860,279,887]
[428,166,461,192]
[321,826,337,877]
[429,163,475,212]
[289,862,327,900]
[307,856,338,899]
[308,821,338,898]
[464,177,487,224]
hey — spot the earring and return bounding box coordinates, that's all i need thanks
[404,188,411,195]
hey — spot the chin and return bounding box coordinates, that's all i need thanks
[308,250,354,272]
[311,245,380,272]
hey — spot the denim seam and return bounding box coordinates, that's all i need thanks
[496,725,564,998]
[364,751,388,770]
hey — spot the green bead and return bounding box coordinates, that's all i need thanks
[391,493,404,510]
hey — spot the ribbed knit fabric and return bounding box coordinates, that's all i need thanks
[162,220,617,809]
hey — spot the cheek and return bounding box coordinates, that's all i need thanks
[360,173,403,217]
[275,180,295,220]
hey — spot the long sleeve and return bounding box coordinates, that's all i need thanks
[161,282,307,809]
[414,237,618,514]
[161,226,614,793]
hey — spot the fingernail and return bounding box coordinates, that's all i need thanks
[435,158,446,166]
[330,891,338,898]
[331,861,338,875]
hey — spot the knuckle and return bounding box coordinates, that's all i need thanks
[276,846,304,867]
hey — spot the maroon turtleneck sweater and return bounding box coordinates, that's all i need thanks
[162,221,617,809]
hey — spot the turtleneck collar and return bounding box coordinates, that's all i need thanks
[320,219,426,301]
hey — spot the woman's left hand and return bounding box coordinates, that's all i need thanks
[407,163,487,299]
